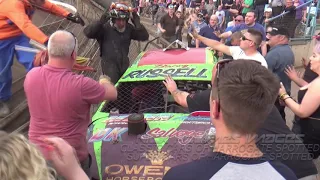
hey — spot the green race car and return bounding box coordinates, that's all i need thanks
[88,47,218,180]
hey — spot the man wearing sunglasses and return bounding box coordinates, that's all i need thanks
[226,15,244,31]
[219,11,267,56]
[193,27,268,68]
[163,60,298,180]
[224,15,243,43]
[266,27,294,121]
[84,2,149,84]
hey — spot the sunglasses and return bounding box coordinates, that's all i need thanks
[241,36,256,44]
[235,19,242,22]
[69,31,77,57]
[215,59,233,112]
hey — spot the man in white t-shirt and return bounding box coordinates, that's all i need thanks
[193,28,268,68]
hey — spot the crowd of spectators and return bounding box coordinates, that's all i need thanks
[143,0,313,47]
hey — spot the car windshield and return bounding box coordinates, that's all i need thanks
[101,80,211,114]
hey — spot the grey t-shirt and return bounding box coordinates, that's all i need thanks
[163,152,297,180]
[265,44,294,93]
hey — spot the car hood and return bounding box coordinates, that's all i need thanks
[87,113,215,180]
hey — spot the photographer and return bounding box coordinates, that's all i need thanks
[84,2,149,84]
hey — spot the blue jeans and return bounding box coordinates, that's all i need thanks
[0,35,35,101]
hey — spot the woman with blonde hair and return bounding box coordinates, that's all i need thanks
[279,35,320,159]
[0,131,55,180]
[0,132,89,180]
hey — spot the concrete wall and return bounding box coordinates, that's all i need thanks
[290,30,320,67]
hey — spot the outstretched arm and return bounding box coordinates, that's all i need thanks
[6,2,48,44]
[194,31,231,55]
[279,80,320,118]
[39,1,85,25]
[219,31,232,39]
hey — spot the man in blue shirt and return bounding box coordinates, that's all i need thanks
[224,15,244,42]
[219,10,267,56]
[196,15,222,48]
[266,27,294,121]
[225,15,244,32]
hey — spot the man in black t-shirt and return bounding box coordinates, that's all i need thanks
[158,4,179,42]
[163,60,297,180]
[186,89,211,112]
[162,75,210,112]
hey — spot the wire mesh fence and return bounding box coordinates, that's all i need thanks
[37,0,142,77]
[101,80,211,114]
[33,0,176,116]
[103,81,168,114]
[33,0,146,115]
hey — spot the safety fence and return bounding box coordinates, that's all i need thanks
[101,80,210,114]
[33,0,171,115]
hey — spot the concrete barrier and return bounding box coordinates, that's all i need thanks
[290,30,319,67]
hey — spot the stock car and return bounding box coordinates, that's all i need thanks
[87,43,218,180]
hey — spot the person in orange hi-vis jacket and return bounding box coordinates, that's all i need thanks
[0,0,85,117]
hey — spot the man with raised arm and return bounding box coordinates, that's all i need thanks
[84,2,149,84]
[219,11,267,56]
[24,30,117,178]
[193,27,268,67]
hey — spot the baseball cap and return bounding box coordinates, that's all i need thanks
[167,4,174,9]
[268,27,290,38]
[265,8,272,12]
[197,12,204,18]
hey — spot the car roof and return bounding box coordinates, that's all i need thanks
[137,48,207,66]
[118,48,218,83]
